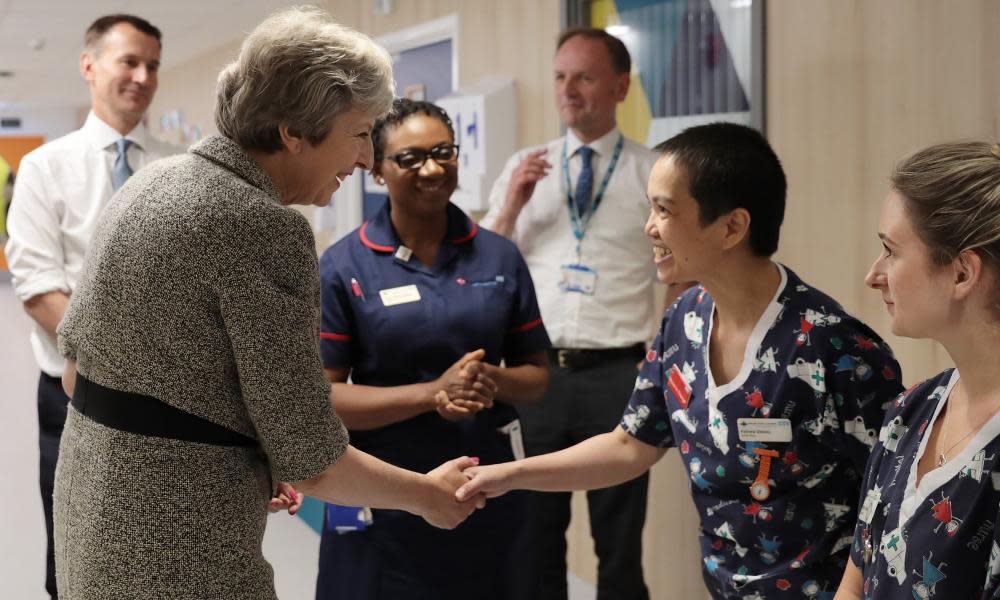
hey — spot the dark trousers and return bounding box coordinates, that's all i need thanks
[517,351,650,600]
[317,490,539,600]
[38,372,69,600]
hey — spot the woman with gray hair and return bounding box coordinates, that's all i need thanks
[53,7,481,600]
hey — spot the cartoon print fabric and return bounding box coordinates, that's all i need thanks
[850,369,1000,599]
[621,265,903,599]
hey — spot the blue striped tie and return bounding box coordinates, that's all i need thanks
[112,138,134,191]
[574,146,594,217]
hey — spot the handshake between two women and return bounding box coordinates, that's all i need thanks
[268,348,502,529]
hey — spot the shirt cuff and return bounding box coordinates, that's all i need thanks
[11,272,70,302]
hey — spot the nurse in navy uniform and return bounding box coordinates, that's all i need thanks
[315,98,551,600]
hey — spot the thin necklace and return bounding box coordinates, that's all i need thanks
[937,390,999,466]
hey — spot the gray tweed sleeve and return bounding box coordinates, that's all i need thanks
[216,204,349,483]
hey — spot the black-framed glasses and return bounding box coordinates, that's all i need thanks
[386,143,460,170]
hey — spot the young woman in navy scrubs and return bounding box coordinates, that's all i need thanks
[314,99,551,600]
[834,142,1000,599]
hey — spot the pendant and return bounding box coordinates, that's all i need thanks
[749,448,779,501]
[937,452,946,467]
[750,481,771,502]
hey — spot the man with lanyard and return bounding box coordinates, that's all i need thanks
[482,27,658,599]
[5,14,180,598]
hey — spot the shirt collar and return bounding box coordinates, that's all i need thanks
[82,110,153,152]
[359,201,478,254]
[188,135,282,203]
[565,126,622,159]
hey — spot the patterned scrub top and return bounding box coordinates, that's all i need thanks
[621,264,903,599]
[850,369,1000,599]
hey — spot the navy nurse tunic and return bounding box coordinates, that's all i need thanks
[849,369,1000,599]
[621,264,903,599]
[315,201,550,600]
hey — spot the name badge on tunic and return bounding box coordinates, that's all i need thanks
[560,264,597,295]
[858,488,881,525]
[737,418,793,443]
[379,284,421,307]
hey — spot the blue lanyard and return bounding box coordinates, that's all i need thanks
[562,134,625,245]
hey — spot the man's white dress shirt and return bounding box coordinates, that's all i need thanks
[6,112,183,376]
[482,127,658,349]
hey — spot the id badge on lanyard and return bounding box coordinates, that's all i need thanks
[559,263,597,295]
[560,135,624,296]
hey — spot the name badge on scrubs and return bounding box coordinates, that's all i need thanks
[379,284,421,307]
[559,264,597,295]
[737,418,793,443]
[858,488,881,525]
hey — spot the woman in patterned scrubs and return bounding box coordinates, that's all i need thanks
[834,142,1000,600]
[457,123,904,599]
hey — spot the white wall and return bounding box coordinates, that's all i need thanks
[0,104,83,141]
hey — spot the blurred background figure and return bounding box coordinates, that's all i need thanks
[4,14,181,598]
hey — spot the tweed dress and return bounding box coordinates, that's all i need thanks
[54,135,349,599]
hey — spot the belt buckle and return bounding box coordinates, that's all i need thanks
[557,349,569,369]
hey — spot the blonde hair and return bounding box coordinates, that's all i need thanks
[215,6,394,152]
[892,141,1000,271]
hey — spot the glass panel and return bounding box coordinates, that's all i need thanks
[591,0,760,146]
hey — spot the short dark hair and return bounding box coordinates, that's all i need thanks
[84,14,162,51]
[372,98,455,163]
[556,27,631,74]
[654,123,786,257]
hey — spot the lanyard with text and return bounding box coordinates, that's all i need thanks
[562,134,625,257]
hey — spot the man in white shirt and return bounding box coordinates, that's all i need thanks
[481,28,657,600]
[5,14,180,598]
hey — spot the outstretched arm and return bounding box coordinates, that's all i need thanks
[296,447,483,530]
[456,427,665,501]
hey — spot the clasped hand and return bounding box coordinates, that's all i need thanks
[268,481,304,514]
[417,456,488,529]
[434,349,499,421]
[270,460,487,530]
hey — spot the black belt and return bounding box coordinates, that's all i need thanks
[71,374,257,447]
[548,343,646,371]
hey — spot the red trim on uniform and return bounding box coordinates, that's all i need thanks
[359,222,395,253]
[508,318,543,334]
[320,332,352,342]
[450,221,478,245]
